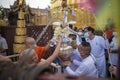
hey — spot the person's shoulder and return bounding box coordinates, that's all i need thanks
[83,56,95,66]
[0,37,6,41]
[95,35,102,38]
[72,59,82,66]
[35,45,45,48]
[72,49,77,53]
[34,45,46,51]
[35,45,40,48]
[95,35,104,40]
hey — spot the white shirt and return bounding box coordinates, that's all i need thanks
[109,36,119,65]
[86,35,108,78]
[70,48,82,61]
[86,36,109,58]
[65,54,98,78]
[0,36,8,55]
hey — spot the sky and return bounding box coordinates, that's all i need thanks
[0,0,51,9]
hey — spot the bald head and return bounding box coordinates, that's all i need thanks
[25,37,36,48]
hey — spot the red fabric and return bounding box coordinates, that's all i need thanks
[34,46,46,63]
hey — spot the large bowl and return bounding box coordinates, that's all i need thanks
[58,42,73,66]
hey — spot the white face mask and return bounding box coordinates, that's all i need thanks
[78,32,83,36]
[84,32,89,38]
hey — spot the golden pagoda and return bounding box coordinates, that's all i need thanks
[50,0,96,29]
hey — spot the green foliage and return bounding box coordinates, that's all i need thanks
[0,6,4,19]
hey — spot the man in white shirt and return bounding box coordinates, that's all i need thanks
[84,26,109,78]
[109,32,118,66]
[0,33,8,56]
[65,42,98,78]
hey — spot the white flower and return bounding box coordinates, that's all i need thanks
[53,26,70,41]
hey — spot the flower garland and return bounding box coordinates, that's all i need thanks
[53,26,70,41]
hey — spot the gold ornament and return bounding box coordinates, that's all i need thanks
[18,11,24,19]
[13,44,26,53]
[16,28,26,35]
[54,26,70,40]
[14,36,26,43]
[17,20,26,27]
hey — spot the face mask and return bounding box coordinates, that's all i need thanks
[78,32,83,36]
[84,32,89,38]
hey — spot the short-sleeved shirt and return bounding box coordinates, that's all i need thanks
[86,36,108,58]
[34,46,46,63]
[0,37,8,56]
[109,37,119,65]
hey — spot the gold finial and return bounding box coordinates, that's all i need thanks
[19,0,23,6]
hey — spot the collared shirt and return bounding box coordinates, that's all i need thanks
[65,55,98,78]
[86,35,109,58]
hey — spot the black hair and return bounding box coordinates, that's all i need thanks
[81,41,90,47]
[81,41,91,55]
[69,24,73,29]
[85,26,95,34]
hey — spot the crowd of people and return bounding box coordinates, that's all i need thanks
[0,26,119,80]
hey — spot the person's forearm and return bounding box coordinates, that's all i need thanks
[45,43,50,51]
[38,41,61,66]
[65,67,76,75]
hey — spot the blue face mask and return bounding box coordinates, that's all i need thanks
[84,32,89,38]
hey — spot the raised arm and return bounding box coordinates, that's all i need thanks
[45,40,52,51]
[38,36,62,66]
